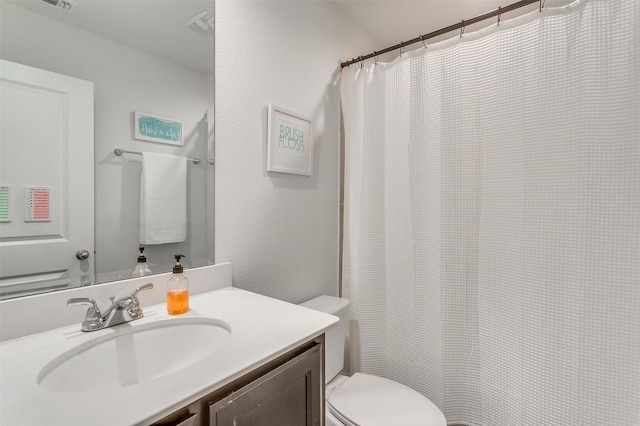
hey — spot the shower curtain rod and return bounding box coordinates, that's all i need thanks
[340,0,543,68]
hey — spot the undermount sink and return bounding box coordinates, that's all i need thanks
[37,317,232,393]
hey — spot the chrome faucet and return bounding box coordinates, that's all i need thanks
[67,283,154,332]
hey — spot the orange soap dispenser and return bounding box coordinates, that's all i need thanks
[167,254,189,315]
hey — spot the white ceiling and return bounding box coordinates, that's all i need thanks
[331,0,574,63]
[6,0,214,74]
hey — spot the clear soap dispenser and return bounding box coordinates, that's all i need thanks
[132,246,152,277]
[167,254,189,315]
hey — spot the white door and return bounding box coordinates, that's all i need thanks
[0,60,94,296]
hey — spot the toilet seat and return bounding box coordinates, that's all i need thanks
[327,373,447,426]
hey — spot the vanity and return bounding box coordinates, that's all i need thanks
[0,264,336,425]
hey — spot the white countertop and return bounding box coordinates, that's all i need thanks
[0,287,337,426]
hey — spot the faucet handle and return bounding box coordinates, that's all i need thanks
[67,297,101,316]
[67,298,103,331]
[125,283,154,320]
[130,283,154,298]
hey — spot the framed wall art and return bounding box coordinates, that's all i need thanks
[134,111,183,146]
[267,105,312,176]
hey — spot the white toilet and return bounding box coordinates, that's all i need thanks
[300,295,447,426]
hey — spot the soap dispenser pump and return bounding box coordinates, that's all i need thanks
[167,254,189,315]
[132,246,152,277]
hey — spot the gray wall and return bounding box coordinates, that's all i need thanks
[214,1,373,303]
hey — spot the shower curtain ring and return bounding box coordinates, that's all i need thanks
[497,6,502,26]
[460,20,466,38]
[421,35,427,50]
[539,0,545,11]
[373,51,378,65]
[399,41,404,56]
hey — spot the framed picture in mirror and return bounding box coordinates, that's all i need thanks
[134,111,184,146]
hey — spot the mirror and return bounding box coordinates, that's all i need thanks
[0,0,215,299]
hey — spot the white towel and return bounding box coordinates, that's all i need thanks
[139,152,187,244]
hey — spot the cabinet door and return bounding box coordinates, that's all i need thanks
[209,344,322,426]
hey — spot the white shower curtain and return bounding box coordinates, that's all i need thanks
[340,1,639,425]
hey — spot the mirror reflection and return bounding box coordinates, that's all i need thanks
[0,0,215,299]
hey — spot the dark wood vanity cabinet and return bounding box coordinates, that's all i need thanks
[151,336,324,426]
[209,338,323,426]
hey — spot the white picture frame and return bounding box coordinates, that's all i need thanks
[134,111,184,146]
[267,105,312,176]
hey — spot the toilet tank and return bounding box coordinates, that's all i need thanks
[300,295,350,384]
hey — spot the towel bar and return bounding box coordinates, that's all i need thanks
[114,148,201,165]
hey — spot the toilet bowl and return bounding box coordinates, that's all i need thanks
[300,296,447,426]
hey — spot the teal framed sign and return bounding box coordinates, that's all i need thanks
[134,111,183,146]
[266,105,312,176]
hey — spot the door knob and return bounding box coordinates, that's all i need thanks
[76,249,90,260]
